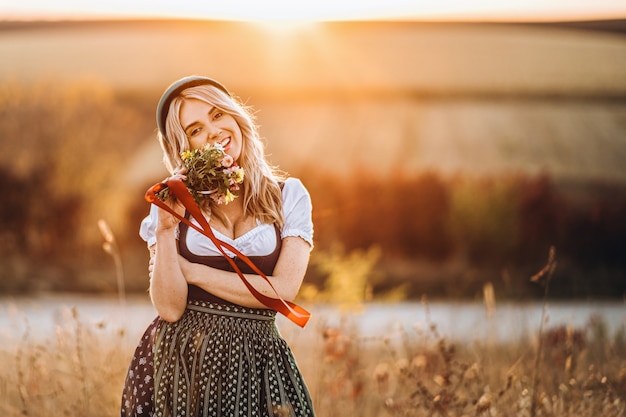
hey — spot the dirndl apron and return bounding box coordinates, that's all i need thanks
[120,220,315,417]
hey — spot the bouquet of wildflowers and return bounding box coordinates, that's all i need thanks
[156,144,245,205]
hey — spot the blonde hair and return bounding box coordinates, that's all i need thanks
[157,85,286,227]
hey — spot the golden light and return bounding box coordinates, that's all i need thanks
[2,0,625,22]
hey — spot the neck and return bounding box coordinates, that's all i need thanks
[208,197,259,240]
[211,198,245,228]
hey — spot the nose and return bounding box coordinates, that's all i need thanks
[206,124,222,144]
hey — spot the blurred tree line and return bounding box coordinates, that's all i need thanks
[303,169,626,300]
[0,80,625,300]
[0,80,154,292]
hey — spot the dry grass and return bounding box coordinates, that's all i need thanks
[310,312,626,417]
[1,302,624,417]
[0,306,130,416]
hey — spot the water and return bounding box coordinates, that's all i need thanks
[0,294,624,347]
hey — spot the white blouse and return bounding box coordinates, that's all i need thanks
[139,177,314,257]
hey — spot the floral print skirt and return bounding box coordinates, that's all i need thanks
[121,300,315,417]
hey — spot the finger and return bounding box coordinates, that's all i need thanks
[172,166,187,176]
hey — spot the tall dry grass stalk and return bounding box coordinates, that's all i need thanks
[483,281,496,319]
[530,246,558,417]
[98,218,126,306]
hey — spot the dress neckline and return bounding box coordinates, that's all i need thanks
[191,217,265,243]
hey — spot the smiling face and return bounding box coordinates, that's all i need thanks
[179,98,243,161]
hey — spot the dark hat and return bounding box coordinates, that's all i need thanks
[156,76,230,138]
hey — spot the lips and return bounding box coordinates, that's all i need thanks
[217,137,231,150]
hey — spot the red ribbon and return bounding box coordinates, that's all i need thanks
[145,178,311,328]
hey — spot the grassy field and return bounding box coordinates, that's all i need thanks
[1,301,624,416]
[2,19,625,182]
[251,97,626,182]
[0,20,624,95]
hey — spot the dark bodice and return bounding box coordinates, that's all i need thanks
[178,215,283,304]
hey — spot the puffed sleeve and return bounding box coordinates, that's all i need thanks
[281,177,314,249]
[139,204,159,248]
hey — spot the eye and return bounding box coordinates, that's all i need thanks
[213,111,223,120]
[188,127,201,137]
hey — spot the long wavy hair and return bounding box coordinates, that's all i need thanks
[157,84,286,227]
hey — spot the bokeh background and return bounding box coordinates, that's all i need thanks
[2,5,626,417]
[0,7,625,301]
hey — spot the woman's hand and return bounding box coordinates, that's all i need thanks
[156,169,188,232]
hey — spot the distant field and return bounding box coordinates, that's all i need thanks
[123,93,626,189]
[1,19,625,185]
[250,96,626,182]
[0,19,625,95]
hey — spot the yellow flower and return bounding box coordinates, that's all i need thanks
[224,189,235,204]
[181,150,194,160]
[234,167,245,183]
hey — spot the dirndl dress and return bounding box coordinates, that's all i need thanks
[120,221,315,417]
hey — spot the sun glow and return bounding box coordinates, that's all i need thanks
[0,0,625,22]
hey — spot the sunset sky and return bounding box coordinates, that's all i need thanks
[0,0,625,22]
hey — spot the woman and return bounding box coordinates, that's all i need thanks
[121,76,315,417]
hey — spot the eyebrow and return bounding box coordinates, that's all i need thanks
[182,121,198,134]
[182,105,216,133]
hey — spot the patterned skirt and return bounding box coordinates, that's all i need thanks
[121,300,315,417]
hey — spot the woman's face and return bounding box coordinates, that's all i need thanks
[179,98,243,161]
